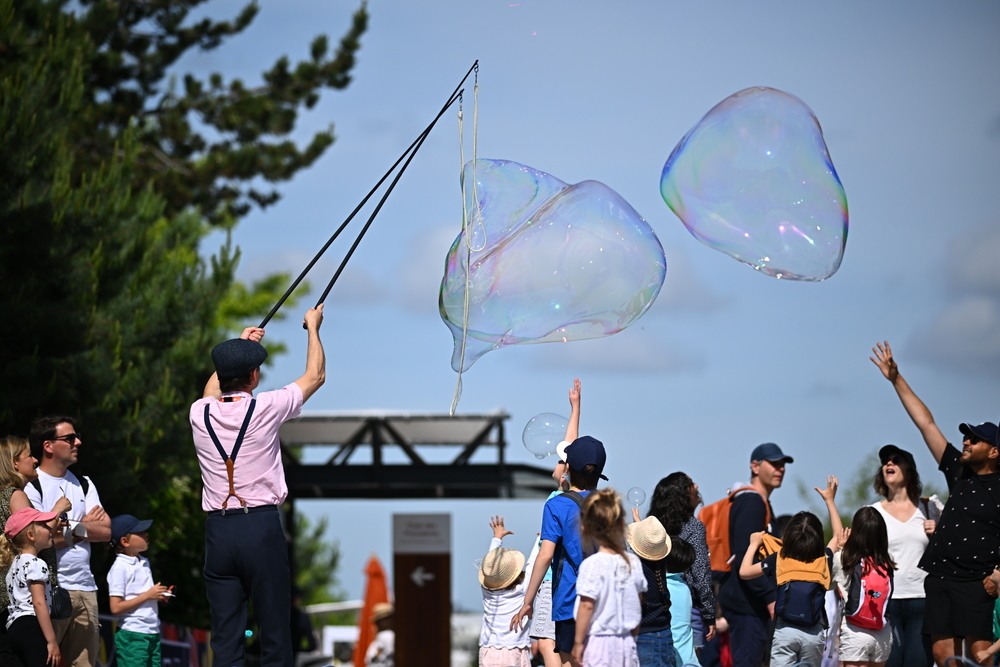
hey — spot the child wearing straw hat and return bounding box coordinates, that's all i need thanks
[479,516,536,667]
[626,510,676,666]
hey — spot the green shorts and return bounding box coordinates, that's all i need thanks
[115,628,161,667]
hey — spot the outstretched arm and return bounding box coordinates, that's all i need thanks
[295,306,326,402]
[814,475,844,536]
[564,379,581,443]
[871,341,947,464]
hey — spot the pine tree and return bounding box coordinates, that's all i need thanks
[0,0,367,626]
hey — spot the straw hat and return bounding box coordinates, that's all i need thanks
[478,547,526,591]
[626,516,672,561]
[370,602,394,623]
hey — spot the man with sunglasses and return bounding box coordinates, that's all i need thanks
[872,341,1000,666]
[26,415,112,667]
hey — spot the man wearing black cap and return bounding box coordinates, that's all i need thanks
[190,306,326,667]
[872,341,1000,666]
[717,442,793,667]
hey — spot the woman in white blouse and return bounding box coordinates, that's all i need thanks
[870,444,941,667]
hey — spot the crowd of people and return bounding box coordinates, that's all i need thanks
[475,342,1000,667]
[0,305,329,667]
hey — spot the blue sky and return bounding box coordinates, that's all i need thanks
[182,0,1000,609]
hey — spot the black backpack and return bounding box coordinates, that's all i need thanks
[774,579,827,627]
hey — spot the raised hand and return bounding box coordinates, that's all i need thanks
[814,476,839,504]
[240,327,265,342]
[870,341,898,383]
[568,378,581,410]
[490,516,514,540]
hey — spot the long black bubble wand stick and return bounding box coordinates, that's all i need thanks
[257,60,479,329]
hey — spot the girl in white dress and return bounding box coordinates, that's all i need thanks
[572,489,647,667]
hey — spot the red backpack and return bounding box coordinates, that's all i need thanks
[698,487,770,572]
[844,558,893,630]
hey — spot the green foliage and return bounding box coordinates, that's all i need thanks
[295,513,343,605]
[0,0,366,627]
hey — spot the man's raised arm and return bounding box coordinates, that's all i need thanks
[295,305,326,402]
[871,340,947,464]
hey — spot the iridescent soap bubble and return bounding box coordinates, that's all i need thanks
[661,87,848,281]
[440,159,667,371]
[627,487,646,507]
[522,413,569,460]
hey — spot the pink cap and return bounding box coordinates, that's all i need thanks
[5,508,59,538]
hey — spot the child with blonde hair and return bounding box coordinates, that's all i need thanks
[479,516,537,667]
[4,507,62,667]
[573,489,646,667]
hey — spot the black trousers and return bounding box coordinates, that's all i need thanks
[8,616,47,667]
[204,506,292,667]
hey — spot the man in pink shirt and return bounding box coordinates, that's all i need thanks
[189,305,326,667]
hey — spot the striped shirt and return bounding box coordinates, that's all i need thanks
[189,383,303,512]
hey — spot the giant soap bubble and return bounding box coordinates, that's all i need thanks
[440,159,667,372]
[661,87,848,281]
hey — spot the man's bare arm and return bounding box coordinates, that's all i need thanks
[295,305,326,402]
[871,341,948,464]
[82,505,112,543]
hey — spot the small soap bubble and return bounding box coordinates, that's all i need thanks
[627,487,646,507]
[441,159,667,371]
[522,413,568,459]
[661,87,848,281]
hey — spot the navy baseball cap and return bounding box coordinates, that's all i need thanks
[958,422,998,447]
[111,514,153,546]
[563,436,608,480]
[750,442,794,464]
[211,339,267,379]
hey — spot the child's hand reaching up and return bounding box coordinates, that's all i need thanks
[490,516,513,540]
[828,527,850,553]
[631,508,641,523]
[813,475,838,504]
[748,531,765,549]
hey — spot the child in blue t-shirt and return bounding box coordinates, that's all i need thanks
[511,379,609,663]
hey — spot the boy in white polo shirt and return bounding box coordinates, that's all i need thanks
[107,515,171,667]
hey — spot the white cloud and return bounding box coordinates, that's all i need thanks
[909,225,1000,372]
[527,331,707,374]
[651,244,731,316]
[909,295,1000,372]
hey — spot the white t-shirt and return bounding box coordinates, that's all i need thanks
[5,554,51,628]
[24,469,101,591]
[107,554,159,634]
[479,537,537,648]
[870,502,928,599]
[574,551,646,636]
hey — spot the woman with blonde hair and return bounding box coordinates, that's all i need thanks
[0,435,70,667]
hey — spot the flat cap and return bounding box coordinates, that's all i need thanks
[211,339,268,379]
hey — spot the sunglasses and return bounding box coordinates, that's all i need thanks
[50,433,81,444]
[965,435,986,445]
[881,454,906,465]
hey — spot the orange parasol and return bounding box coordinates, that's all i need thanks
[352,554,390,667]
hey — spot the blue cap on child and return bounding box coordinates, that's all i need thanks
[111,514,153,546]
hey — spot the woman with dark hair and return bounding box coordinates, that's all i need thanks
[648,472,716,650]
[869,445,938,667]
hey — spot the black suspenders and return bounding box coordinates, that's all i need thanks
[203,399,257,514]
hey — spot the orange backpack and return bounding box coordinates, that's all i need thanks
[698,486,771,572]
